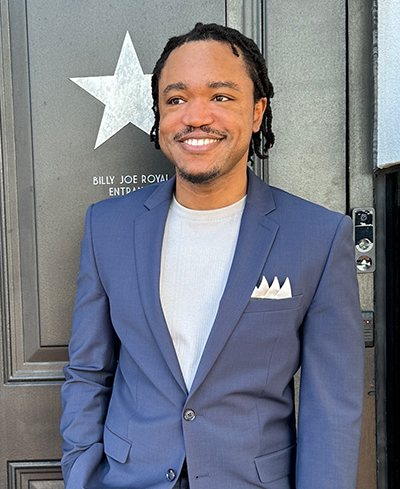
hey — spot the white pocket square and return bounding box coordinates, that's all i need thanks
[251,276,292,299]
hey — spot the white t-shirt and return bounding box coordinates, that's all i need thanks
[160,195,246,390]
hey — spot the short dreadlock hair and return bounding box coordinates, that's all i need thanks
[150,22,274,161]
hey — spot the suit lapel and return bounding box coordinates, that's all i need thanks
[134,176,187,394]
[190,170,279,394]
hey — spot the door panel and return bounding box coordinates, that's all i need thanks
[266,0,347,212]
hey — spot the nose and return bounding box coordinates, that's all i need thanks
[181,98,214,128]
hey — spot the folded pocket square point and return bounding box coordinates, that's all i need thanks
[251,276,292,299]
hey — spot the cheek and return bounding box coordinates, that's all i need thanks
[236,121,255,145]
[227,109,256,137]
[157,123,170,152]
[158,117,177,159]
[158,113,178,141]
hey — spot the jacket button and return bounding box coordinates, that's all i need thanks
[166,469,176,481]
[183,408,196,421]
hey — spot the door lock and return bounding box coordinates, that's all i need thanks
[352,208,375,273]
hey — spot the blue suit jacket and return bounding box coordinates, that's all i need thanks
[60,170,364,489]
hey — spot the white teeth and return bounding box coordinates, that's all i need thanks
[185,138,218,146]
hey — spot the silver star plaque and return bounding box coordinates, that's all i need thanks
[71,32,153,149]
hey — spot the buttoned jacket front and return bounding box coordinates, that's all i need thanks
[60,170,364,489]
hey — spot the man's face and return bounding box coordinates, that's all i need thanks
[157,40,266,186]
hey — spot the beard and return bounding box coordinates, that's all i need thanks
[176,165,220,184]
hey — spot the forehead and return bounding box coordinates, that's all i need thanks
[158,40,252,89]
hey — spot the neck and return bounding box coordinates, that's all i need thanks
[174,167,248,210]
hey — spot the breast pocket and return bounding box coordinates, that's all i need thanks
[228,294,304,368]
[243,294,304,314]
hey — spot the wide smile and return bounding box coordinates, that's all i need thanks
[185,138,220,147]
[178,135,224,152]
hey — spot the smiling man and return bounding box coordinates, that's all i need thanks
[156,40,265,207]
[60,23,364,489]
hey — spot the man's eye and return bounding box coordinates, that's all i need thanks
[168,97,184,105]
[214,95,230,102]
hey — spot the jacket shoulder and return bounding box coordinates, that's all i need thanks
[89,180,170,224]
[268,185,351,239]
[270,185,347,219]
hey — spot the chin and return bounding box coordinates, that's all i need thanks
[177,167,220,184]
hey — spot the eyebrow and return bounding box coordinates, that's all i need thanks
[207,81,241,91]
[162,80,241,94]
[163,82,187,94]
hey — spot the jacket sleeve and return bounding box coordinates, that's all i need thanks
[60,204,120,486]
[296,215,364,489]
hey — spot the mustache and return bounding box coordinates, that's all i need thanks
[173,126,227,141]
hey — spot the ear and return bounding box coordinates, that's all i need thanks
[253,97,267,132]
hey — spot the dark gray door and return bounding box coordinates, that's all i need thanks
[0,1,225,486]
